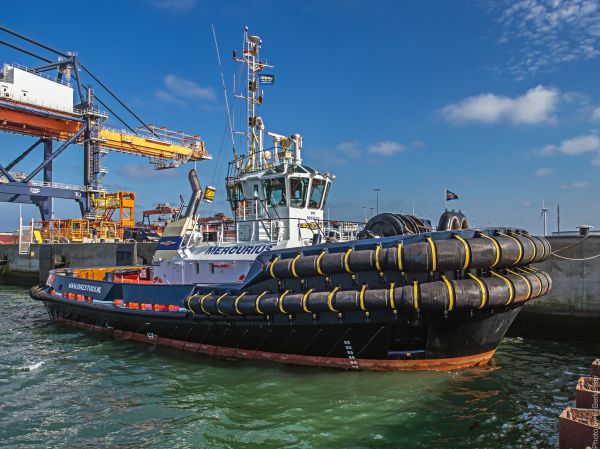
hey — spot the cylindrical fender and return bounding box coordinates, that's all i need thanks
[188,269,550,316]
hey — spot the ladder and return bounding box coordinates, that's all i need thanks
[18,218,34,255]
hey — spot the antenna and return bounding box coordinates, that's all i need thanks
[233,27,273,171]
[539,200,549,236]
[211,25,237,159]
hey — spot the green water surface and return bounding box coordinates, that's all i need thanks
[0,286,598,448]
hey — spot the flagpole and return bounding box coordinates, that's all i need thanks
[444,188,447,211]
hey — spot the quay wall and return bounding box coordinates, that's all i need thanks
[0,242,158,286]
[510,235,600,341]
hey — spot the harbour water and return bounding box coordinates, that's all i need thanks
[1,285,598,449]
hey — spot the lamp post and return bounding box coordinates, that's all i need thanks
[374,188,381,215]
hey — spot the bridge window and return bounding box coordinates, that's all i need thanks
[290,177,308,208]
[308,178,326,209]
[226,182,244,203]
[263,177,287,207]
[321,181,331,208]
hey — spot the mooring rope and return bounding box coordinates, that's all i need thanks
[551,252,600,261]
[548,234,600,260]
[550,233,591,254]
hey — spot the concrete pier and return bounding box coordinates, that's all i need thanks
[509,235,600,341]
[0,242,157,285]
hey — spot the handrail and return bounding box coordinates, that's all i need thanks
[4,62,70,85]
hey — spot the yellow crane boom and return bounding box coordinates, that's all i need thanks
[98,126,209,167]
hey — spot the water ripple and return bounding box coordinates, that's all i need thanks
[0,286,598,448]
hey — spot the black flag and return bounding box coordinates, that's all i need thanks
[446,190,459,201]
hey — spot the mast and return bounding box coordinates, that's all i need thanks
[233,27,273,172]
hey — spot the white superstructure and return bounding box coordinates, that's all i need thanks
[0,64,74,113]
[152,28,359,285]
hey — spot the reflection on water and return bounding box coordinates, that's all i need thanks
[0,286,597,448]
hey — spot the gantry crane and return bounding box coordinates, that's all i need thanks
[0,26,210,220]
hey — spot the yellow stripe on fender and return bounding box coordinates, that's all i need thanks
[500,233,523,265]
[454,235,471,269]
[441,275,454,311]
[328,287,340,312]
[291,254,301,278]
[538,238,545,260]
[343,248,353,273]
[359,285,368,311]
[200,292,213,315]
[255,291,268,315]
[491,271,514,305]
[507,269,532,301]
[269,257,279,278]
[526,267,545,296]
[479,233,501,267]
[518,267,541,297]
[374,245,382,272]
[389,282,396,310]
[397,242,404,271]
[523,235,537,263]
[302,288,314,313]
[468,273,488,309]
[215,292,229,315]
[412,281,420,310]
[185,295,194,313]
[278,290,290,314]
[426,237,438,272]
[234,292,247,315]
[316,251,326,275]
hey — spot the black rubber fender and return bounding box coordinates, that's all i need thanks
[188,269,551,315]
[266,234,552,279]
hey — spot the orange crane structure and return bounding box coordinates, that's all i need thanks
[36,192,136,243]
[141,202,181,233]
[0,26,210,220]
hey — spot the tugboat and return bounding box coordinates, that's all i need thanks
[30,29,552,371]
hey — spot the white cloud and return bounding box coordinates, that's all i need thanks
[559,134,600,154]
[151,0,196,12]
[538,134,600,156]
[442,85,559,125]
[535,167,554,176]
[155,74,216,105]
[561,180,591,189]
[336,141,361,158]
[592,106,600,121]
[313,140,407,165]
[164,74,216,101]
[367,141,404,156]
[495,0,600,78]
[155,89,185,106]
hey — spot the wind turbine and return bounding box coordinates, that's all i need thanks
[539,201,549,236]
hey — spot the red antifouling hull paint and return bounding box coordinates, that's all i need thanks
[56,317,496,371]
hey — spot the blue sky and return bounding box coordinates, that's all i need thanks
[2,0,600,235]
